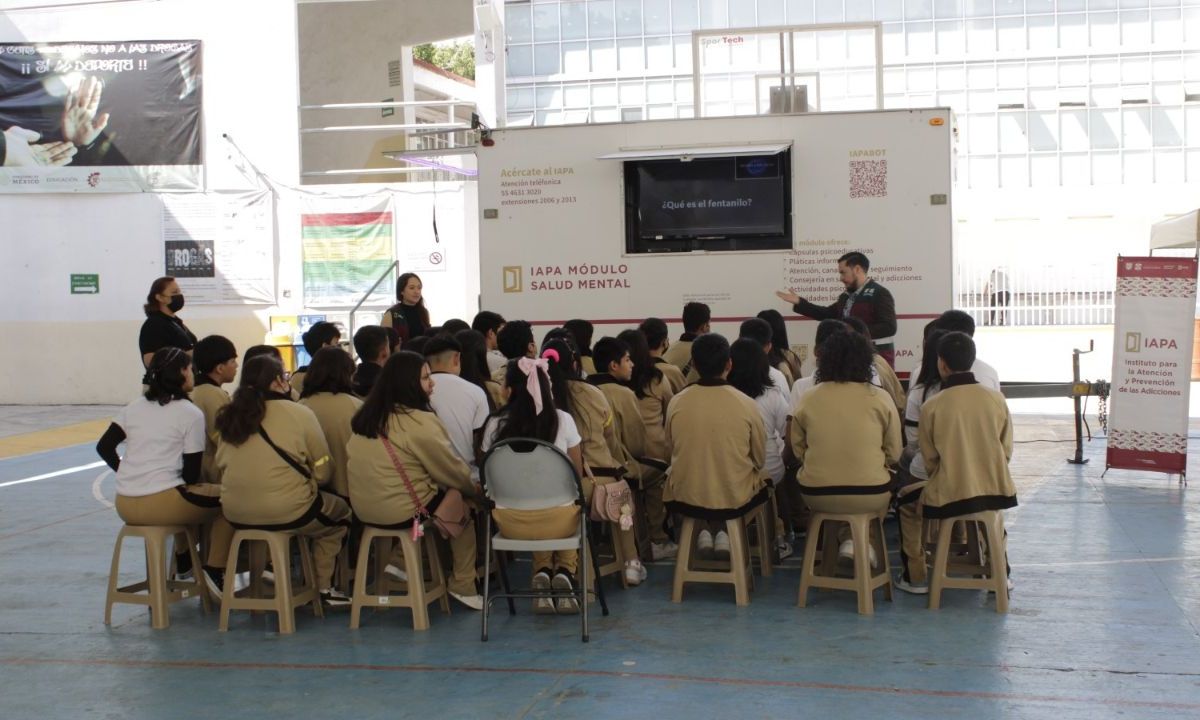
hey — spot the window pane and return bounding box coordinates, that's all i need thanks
[589,1,615,38]
[591,39,617,73]
[1093,152,1121,185]
[562,2,588,39]
[760,0,786,24]
[620,80,645,104]
[647,36,673,67]
[997,17,1026,52]
[563,41,590,73]
[592,83,617,105]
[672,0,699,32]
[1060,13,1088,49]
[1062,153,1090,186]
[907,0,934,20]
[999,112,1028,152]
[1124,151,1152,184]
[1091,13,1119,47]
[965,0,992,17]
[817,0,843,23]
[533,5,559,42]
[935,0,964,18]
[846,0,874,21]
[645,0,672,34]
[507,45,533,77]
[967,19,995,52]
[876,0,904,21]
[731,0,758,25]
[937,20,965,53]
[1060,111,1089,152]
[1155,150,1184,184]
[999,156,1028,188]
[535,44,561,75]
[788,0,817,24]
[1029,15,1056,51]
[1030,154,1059,187]
[1029,111,1058,150]
[618,39,645,70]
[1090,109,1120,149]
[616,0,643,37]
[700,0,729,28]
[563,84,589,107]
[1121,10,1151,46]
[968,113,997,153]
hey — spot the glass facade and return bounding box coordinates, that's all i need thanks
[502,0,1200,189]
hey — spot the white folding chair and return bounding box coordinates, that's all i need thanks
[479,438,609,643]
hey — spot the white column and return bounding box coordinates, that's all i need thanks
[472,0,506,128]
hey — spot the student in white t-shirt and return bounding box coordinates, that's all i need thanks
[738,318,792,407]
[96,347,233,590]
[481,356,585,614]
[424,335,490,481]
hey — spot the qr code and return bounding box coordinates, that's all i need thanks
[849,160,888,199]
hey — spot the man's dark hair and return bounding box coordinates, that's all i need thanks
[838,251,870,271]
[682,302,711,334]
[933,309,976,337]
[691,332,731,380]
[638,317,669,351]
[591,337,629,377]
[242,344,282,365]
[353,325,390,363]
[442,318,470,334]
[496,320,534,360]
[814,332,874,384]
[472,311,506,336]
[738,317,773,349]
[193,335,237,376]
[302,321,341,355]
[843,316,871,341]
[563,319,595,355]
[423,334,462,360]
[937,331,976,373]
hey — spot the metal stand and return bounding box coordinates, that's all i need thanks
[1068,341,1094,465]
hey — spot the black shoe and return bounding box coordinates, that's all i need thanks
[174,551,193,580]
[202,566,225,596]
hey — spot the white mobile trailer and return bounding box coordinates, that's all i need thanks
[476,108,954,375]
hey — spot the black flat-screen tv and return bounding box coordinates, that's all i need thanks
[624,151,792,254]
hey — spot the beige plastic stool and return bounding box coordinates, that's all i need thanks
[594,521,636,589]
[349,525,450,631]
[797,511,893,615]
[746,495,775,577]
[218,529,323,634]
[671,513,755,606]
[104,524,209,629]
[928,511,1009,614]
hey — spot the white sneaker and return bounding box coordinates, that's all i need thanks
[775,539,794,561]
[384,564,408,583]
[696,529,714,558]
[894,577,929,595]
[320,588,352,608]
[552,571,580,614]
[713,530,731,559]
[837,539,878,568]
[624,559,648,586]
[532,569,555,614]
[450,591,485,611]
[650,540,678,561]
[261,569,275,585]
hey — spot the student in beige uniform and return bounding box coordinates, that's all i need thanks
[791,331,902,565]
[346,350,484,610]
[299,347,362,500]
[190,335,238,484]
[456,328,505,411]
[292,321,342,398]
[564,319,597,377]
[481,356,586,614]
[638,318,687,394]
[617,328,679,560]
[665,333,770,559]
[757,309,804,387]
[96,347,234,593]
[215,354,352,607]
[662,302,710,382]
[492,320,537,385]
[908,332,1016,592]
[543,333,646,586]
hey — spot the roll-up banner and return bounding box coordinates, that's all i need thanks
[0,40,202,193]
[1106,256,1197,476]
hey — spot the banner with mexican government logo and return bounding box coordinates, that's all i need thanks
[1107,256,1197,476]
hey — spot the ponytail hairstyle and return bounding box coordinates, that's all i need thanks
[143,276,175,317]
[214,354,285,446]
[144,347,191,405]
[350,351,431,439]
[492,358,560,445]
[539,336,577,416]
[617,328,662,399]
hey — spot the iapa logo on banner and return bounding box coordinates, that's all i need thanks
[1126,331,1179,352]
[1125,332,1141,353]
[503,266,523,293]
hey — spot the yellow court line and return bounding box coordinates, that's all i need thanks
[0,419,112,460]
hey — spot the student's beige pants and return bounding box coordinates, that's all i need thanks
[492,506,581,575]
[115,484,233,569]
[895,481,929,584]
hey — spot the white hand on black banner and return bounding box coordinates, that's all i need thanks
[3,126,77,167]
[61,76,111,147]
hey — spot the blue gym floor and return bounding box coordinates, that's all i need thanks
[1,415,1198,719]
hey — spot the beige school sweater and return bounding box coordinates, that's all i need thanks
[299,391,363,498]
[217,398,332,527]
[636,372,675,463]
[566,380,625,481]
[791,382,902,495]
[654,359,687,395]
[347,408,475,527]
[590,375,647,482]
[484,379,505,410]
[665,381,767,511]
[189,382,230,484]
[662,337,694,374]
[917,373,1016,519]
[873,354,907,417]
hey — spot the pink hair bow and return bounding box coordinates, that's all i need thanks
[517,356,551,415]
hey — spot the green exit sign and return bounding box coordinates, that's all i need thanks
[70,274,99,294]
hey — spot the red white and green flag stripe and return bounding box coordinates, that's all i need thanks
[301,206,394,306]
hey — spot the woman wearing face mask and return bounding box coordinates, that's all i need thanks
[139,276,196,371]
[382,272,430,344]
